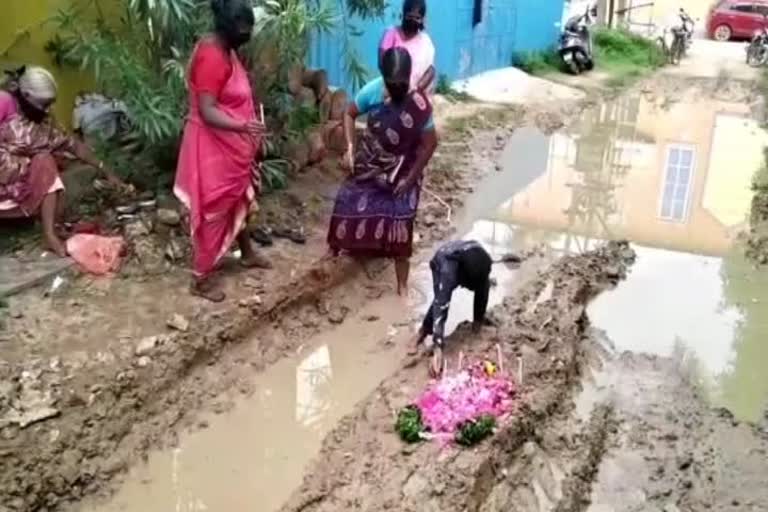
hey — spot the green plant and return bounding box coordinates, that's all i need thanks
[435,74,472,102]
[345,0,387,18]
[513,49,561,75]
[48,0,380,189]
[593,28,665,72]
[48,0,201,182]
[455,415,496,446]
[395,405,425,443]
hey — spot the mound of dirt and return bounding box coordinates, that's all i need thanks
[279,241,636,512]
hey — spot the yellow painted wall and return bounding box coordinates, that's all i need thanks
[617,0,713,32]
[651,0,712,24]
[0,0,100,127]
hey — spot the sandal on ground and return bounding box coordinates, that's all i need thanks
[190,280,226,303]
[251,227,273,247]
[273,227,306,245]
[240,251,273,269]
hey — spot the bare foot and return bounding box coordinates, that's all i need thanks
[44,233,68,258]
[190,279,226,302]
[241,250,272,269]
[407,332,425,356]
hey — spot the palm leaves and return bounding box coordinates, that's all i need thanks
[47,0,381,188]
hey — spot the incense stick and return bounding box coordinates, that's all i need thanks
[422,185,452,222]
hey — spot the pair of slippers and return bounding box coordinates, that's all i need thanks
[251,227,306,247]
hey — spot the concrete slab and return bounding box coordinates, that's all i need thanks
[0,256,74,298]
[661,39,758,81]
[452,67,585,105]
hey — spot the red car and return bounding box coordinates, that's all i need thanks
[707,0,768,40]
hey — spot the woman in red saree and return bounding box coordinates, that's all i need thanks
[175,0,270,302]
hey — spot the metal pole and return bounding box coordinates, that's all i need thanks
[608,0,616,28]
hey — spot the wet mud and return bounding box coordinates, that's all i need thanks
[583,347,768,511]
[278,241,636,512]
[3,68,767,512]
[0,91,586,510]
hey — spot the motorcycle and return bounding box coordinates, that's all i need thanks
[656,9,694,65]
[558,5,597,75]
[746,14,768,67]
[678,8,694,55]
[669,25,687,64]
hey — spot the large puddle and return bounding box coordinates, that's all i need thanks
[81,91,768,511]
[467,92,768,422]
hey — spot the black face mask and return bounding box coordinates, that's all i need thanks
[18,95,48,123]
[226,30,252,49]
[386,82,409,103]
[402,18,423,35]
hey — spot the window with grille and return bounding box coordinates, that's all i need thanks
[659,145,695,222]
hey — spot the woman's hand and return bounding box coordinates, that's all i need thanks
[429,346,444,378]
[341,144,354,172]
[393,174,416,196]
[418,66,436,93]
[243,119,266,137]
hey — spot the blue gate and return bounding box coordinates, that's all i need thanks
[308,0,565,92]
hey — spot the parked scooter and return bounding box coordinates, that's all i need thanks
[558,4,597,75]
[746,14,768,67]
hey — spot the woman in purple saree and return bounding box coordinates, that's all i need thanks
[327,47,438,295]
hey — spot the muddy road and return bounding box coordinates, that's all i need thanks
[4,60,768,511]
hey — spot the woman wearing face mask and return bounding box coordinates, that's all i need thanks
[0,66,123,257]
[174,0,270,302]
[379,0,436,94]
[327,47,439,295]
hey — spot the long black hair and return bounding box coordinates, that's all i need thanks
[379,47,412,83]
[210,0,255,37]
[403,0,427,18]
[457,245,492,289]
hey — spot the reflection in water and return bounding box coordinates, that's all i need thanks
[81,297,409,512]
[84,91,768,512]
[463,93,768,421]
[495,92,766,256]
[295,345,333,427]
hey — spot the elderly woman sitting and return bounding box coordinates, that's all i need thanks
[0,66,121,256]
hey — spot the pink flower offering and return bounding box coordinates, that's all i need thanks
[415,362,517,439]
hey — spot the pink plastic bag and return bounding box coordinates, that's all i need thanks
[66,234,125,275]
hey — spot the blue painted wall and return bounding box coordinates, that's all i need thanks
[308,0,565,92]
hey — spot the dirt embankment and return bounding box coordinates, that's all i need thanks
[278,241,636,512]
[582,348,768,511]
[745,154,768,265]
[0,94,585,511]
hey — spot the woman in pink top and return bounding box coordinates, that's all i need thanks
[379,0,436,94]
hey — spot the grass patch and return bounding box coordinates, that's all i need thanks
[435,74,473,102]
[513,50,562,75]
[513,28,664,86]
[593,28,665,74]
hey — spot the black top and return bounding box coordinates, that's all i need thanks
[424,240,492,346]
